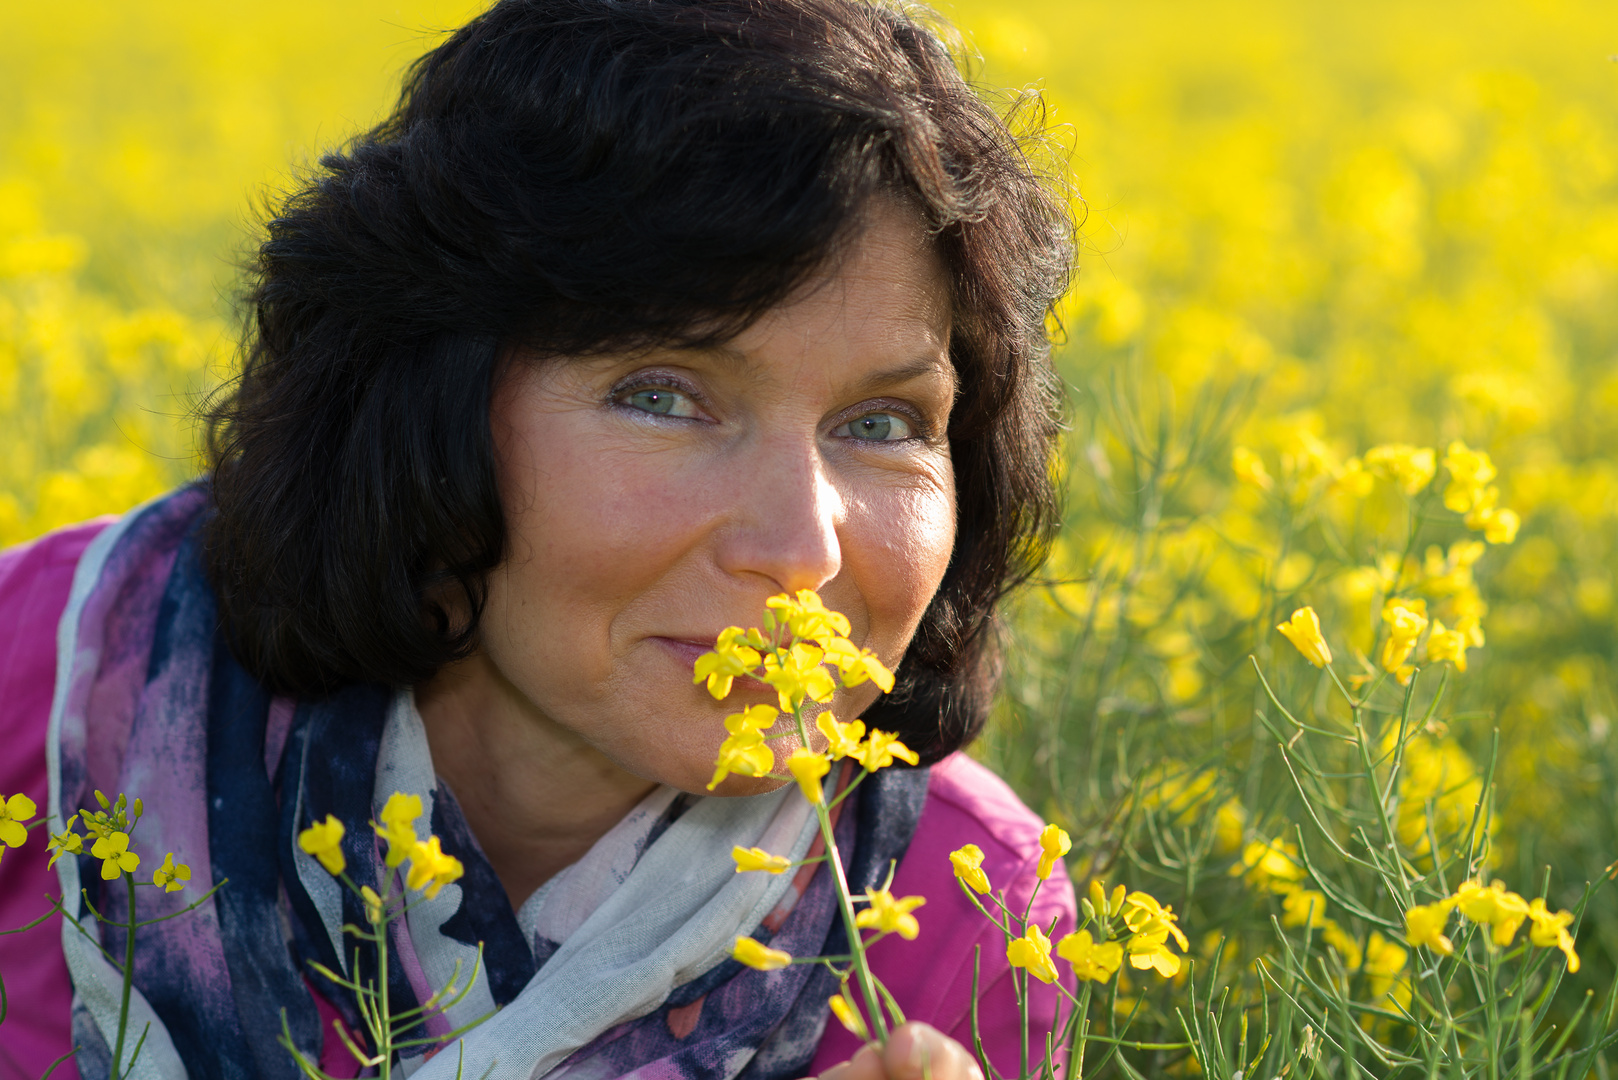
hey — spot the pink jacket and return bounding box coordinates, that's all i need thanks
[0,521,1074,1080]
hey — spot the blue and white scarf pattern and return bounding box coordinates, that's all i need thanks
[48,487,929,1080]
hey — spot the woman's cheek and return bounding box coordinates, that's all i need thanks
[854,467,956,662]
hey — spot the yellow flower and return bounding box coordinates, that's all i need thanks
[1404,899,1455,955]
[1467,504,1521,544]
[817,713,866,759]
[828,989,869,1039]
[1321,920,1363,969]
[1424,620,1470,672]
[0,792,36,850]
[1057,929,1123,982]
[762,642,837,712]
[46,815,84,869]
[1379,598,1429,672]
[1364,930,1407,977]
[1006,924,1059,984]
[1364,444,1437,495]
[1125,928,1182,978]
[1442,441,1497,513]
[406,835,465,899]
[1527,898,1579,972]
[852,729,919,772]
[821,637,895,693]
[949,843,991,894]
[1121,891,1188,940]
[372,792,422,868]
[732,845,793,874]
[855,888,925,940]
[360,885,385,925]
[1120,890,1188,976]
[724,704,780,736]
[787,748,830,804]
[1280,888,1327,929]
[766,590,851,646]
[708,728,775,790]
[694,627,763,700]
[151,852,191,892]
[1213,799,1246,855]
[80,810,112,842]
[1455,880,1529,947]
[1232,837,1305,892]
[90,830,140,881]
[298,814,347,876]
[1276,607,1333,667]
[1036,823,1071,880]
[1232,446,1273,491]
[733,936,793,971]
[1331,456,1374,497]
[1363,931,1409,1004]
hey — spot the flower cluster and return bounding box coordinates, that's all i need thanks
[951,822,1189,986]
[43,788,191,890]
[1405,879,1579,972]
[712,591,926,1018]
[296,791,466,902]
[1233,436,1510,514]
[697,590,907,792]
[1254,438,1513,693]
[1277,598,1484,689]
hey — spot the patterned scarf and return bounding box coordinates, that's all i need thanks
[48,487,928,1080]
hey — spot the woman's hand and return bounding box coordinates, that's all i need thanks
[818,1023,985,1080]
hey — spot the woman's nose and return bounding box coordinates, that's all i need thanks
[712,435,843,594]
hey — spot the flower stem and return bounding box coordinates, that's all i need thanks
[1017,966,1030,1080]
[1064,983,1092,1080]
[797,708,889,1043]
[110,871,137,1080]
[378,885,393,1080]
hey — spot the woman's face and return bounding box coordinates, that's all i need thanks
[481,200,957,795]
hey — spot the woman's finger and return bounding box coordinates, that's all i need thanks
[883,1023,984,1080]
[817,1041,885,1080]
[814,1021,985,1080]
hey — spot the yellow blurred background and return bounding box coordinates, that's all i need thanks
[3,0,1614,544]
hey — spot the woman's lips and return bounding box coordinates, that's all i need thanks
[654,636,772,693]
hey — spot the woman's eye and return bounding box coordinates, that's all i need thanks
[836,411,915,442]
[622,386,700,419]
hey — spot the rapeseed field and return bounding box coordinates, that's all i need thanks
[3,0,1616,1072]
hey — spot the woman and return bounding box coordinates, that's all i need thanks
[0,1,1075,1077]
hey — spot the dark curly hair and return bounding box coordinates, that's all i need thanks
[204,0,1071,763]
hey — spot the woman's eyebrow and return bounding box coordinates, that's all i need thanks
[844,357,957,399]
[687,345,955,397]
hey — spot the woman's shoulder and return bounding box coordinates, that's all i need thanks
[0,518,111,1080]
[0,518,113,658]
[0,516,115,778]
[916,752,1054,868]
[898,751,1075,933]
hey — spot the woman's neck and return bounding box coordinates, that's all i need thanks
[414,650,659,911]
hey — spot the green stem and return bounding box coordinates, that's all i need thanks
[1018,965,1030,1080]
[1484,945,1500,1080]
[378,889,393,1080]
[111,872,137,1080]
[1065,982,1093,1080]
[797,707,889,1043]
